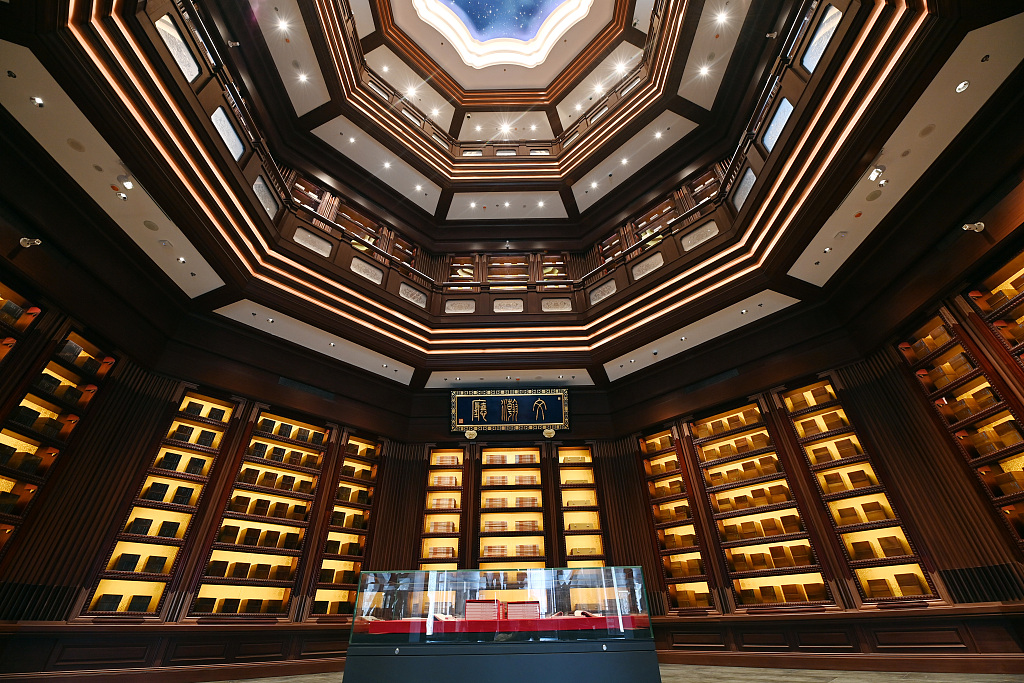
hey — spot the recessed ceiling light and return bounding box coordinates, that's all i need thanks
[277,19,289,30]
[955,80,969,93]
[348,136,355,143]
[591,181,598,189]
[878,178,889,187]
[716,12,728,24]
[740,309,747,314]
[475,124,482,132]
[382,65,389,73]
[506,376,512,379]
[558,375,563,378]
[383,162,391,169]
[593,84,604,95]
[382,364,388,368]
[329,342,335,346]
[699,66,710,76]
[431,108,440,117]
[455,377,460,380]
[504,201,510,207]
[176,256,186,263]
[297,73,308,83]
[267,318,274,323]
[29,96,43,107]
[117,174,133,190]
[621,158,628,165]
[630,359,635,363]
[823,247,832,253]
[415,184,422,191]
[680,336,686,341]
[470,202,477,208]
[500,123,511,134]
[575,103,582,111]
[614,62,627,75]
[537,201,544,207]
[530,124,537,131]
[655,131,662,139]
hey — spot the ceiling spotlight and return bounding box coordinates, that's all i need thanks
[348,136,355,143]
[298,73,308,83]
[116,174,133,190]
[558,375,563,378]
[29,96,43,107]
[500,123,511,134]
[267,318,274,323]
[655,131,662,139]
[716,12,728,24]
[406,86,417,98]
[277,19,289,30]
[621,158,628,165]
[18,238,41,248]
[630,359,635,363]
[955,80,969,93]
[116,192,128,201]
[878,178,889,187]
[593,84,604,95]
[431,108,440,117]
[740,309,747,314]
[575,103,582,111]
[415,185,423,192]
[680,336,686,341]
[591,181,598,189]
[962,221,985,233]
[383,161,391,169]
[537,201,544,207]
[530,124,537,131]
[475,124,482,132]
[506,376,512,379]
[382,65,389,73]
[470,202,477,208]
[699,66,710,76]
[823,247,832,253]
[504,201,510,207]
[614,62,627,75]
[869,165,885,181]
[455,377,460,380]
[175,256,186,264]
[329,342,336,346]
[382,364,388,368]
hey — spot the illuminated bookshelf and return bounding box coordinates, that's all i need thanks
[85,391,238,615]
[191,409,330,617]
[639,429,713,611]
[309,434,379,617]
[477,447,545,570]
[0,280,40,368]
[967,248,1024,374]
[419,448,466,570]
[1,330,114,557]
[556,446,605,568]
[689,404,832,607]
[776,379,936,602]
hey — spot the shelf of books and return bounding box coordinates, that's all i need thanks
[688,404,832,608]
[556,446,605,568]
[0,280,40,368]
[309,433,378,618]
[639,429,713,611]
[190,408,330,617]
[477,447,546,570]
[776,379,936,603]
[966,248,1024,375]
[897,314,1024,548]
[420,448,466,570]
[1,331,114,556]
[85,391,239,615]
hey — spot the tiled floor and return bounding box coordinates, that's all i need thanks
[216,665,1024,682]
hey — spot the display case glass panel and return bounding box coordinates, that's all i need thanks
[350,567,652,644]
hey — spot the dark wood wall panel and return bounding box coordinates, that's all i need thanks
[365,441,426,571]
[835,349,1024,582]
[593,436,665,614]
[0,360,178,620]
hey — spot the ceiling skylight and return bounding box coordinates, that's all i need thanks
[412,0,594,68]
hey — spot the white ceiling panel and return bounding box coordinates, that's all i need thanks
[216,300,415,385]
[604,290,800,381]
[349,0,377,38]
[447,191,567,220]
[457,111,554,141]
[313,115,442,214]
[250,0,330,116]
[676,0,752,110]
[0,40,223,298]
[788,10,1024,287]
[425,369,594,389]
[366,46,454,131]
[572,111,696,212]
[556,42,643,130]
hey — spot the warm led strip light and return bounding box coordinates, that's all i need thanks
[66,0,922,357]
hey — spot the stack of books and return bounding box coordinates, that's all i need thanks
[506,601,540,619]
[483,521,508,532]
[515,544,539,556]
[466,599,501,620]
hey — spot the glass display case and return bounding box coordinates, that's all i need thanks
[343,567,659,683]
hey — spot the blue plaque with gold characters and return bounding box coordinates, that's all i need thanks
[451,388,568,433]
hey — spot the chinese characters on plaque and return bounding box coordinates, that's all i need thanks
[451,389,568,433]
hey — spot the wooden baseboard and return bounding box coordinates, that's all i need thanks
[657,651,1024,674]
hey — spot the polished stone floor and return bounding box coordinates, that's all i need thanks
[216,665,1024,682]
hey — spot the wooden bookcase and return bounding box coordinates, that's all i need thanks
[966,248,1024,376]
[419,447,466,570]
[898,310,1024,551]
[638,428,715,611]
[774,378,936,603]
[556,445,605,568]
[84,390,240,616]
[309,433,380,617]
[190,408,331,617]
[0,330,114,557]
[687,402,833,608]
[0,281,40,369]
[476,447,546,570]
